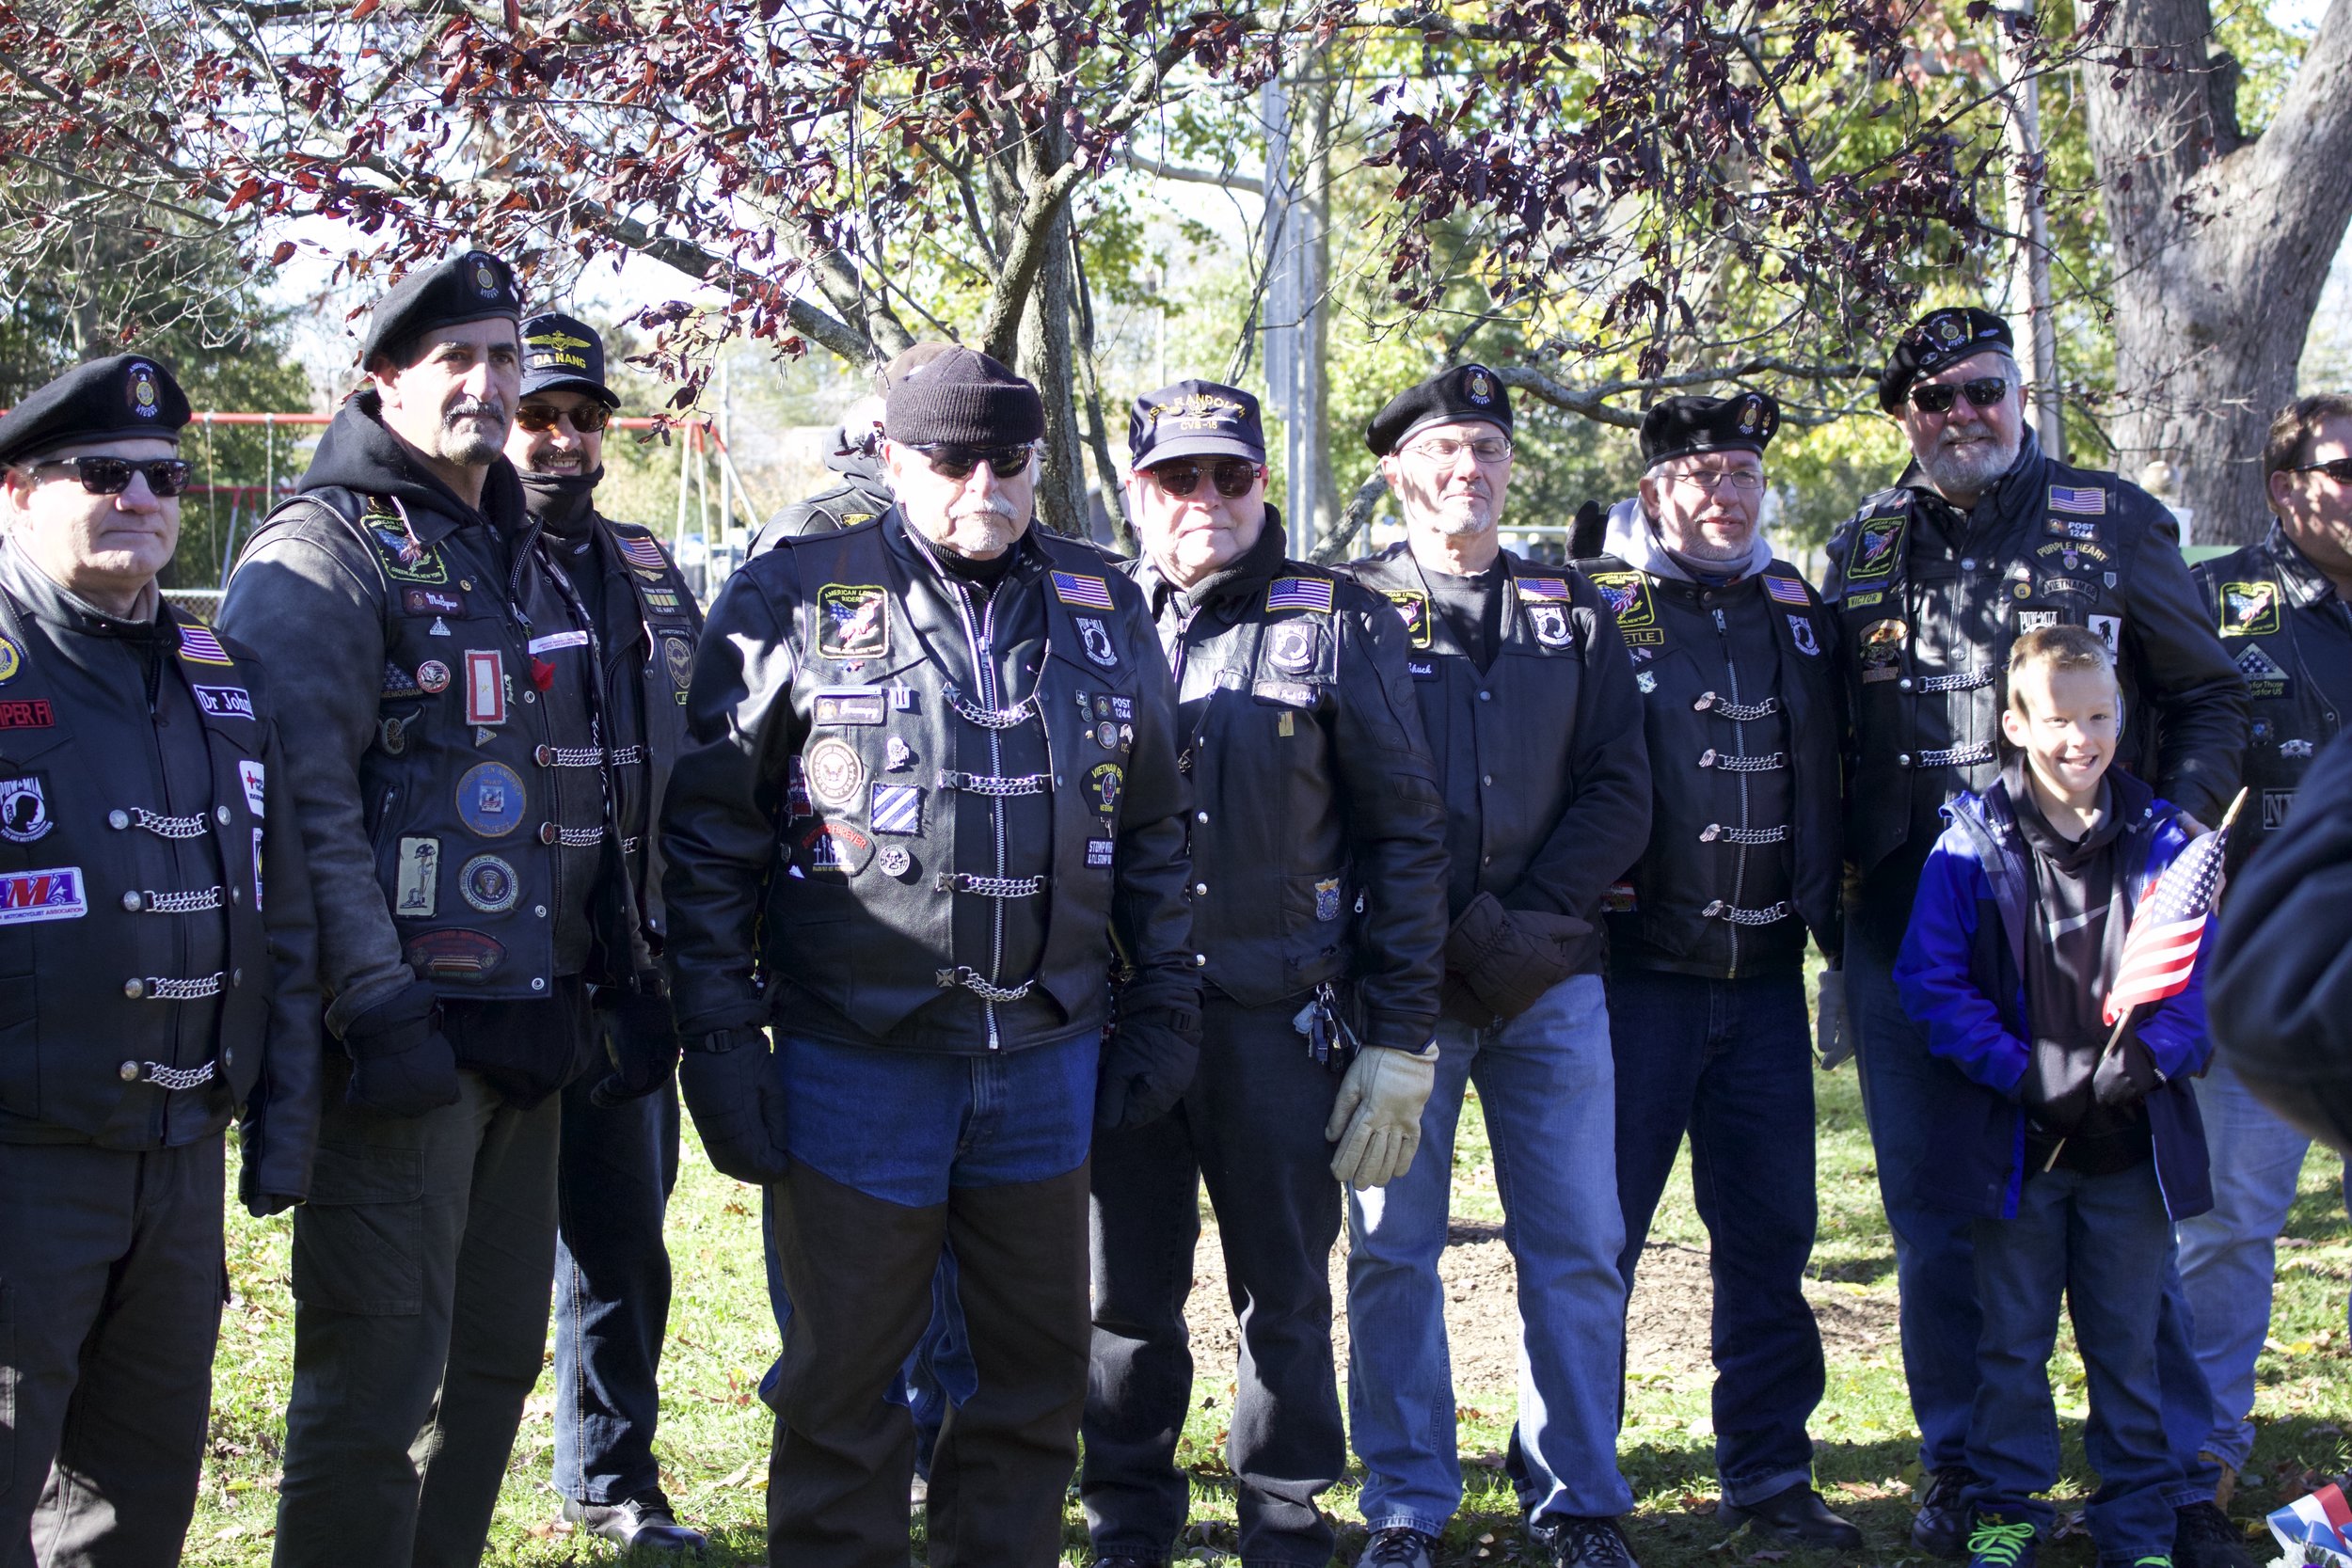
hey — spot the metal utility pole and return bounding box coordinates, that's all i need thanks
[1994,0,2066,463]
[1262,64,1330,559]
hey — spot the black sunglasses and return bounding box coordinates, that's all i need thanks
[1909,377,2009,416]
[913,442,1034,482]
[514,403,612,434]
[1149,457,1263,499]
[2290,457,2352,484]
[23,456,195,498]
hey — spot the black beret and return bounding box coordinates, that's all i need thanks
[1880,307,2014,414]
[1365,364,1512,457]
[519,312,618,408]
[1129,379,1264,466]
[0,354,190,467]
[883,346,1044,448]
[359,249,523,369]
[1639,392,1780,469]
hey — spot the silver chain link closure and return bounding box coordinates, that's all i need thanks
[141,887,225,914]
[1918,741,1997,768]
[945,689,1038,731]
[933,965,1038,1003]
[1699,824,1791,846]
[1703,898,1793,927]
[556,825,605,847]
[1701,750,1788,774]
[132,808,209,840]
[136,1060,217,1090]
[140,972,227,1001]
[945,873,1047,898]
[1916,668,1994,693]
[936,769,1050,798]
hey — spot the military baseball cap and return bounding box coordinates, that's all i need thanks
[1365,364,1513,456]
[1129,379,1265,467]
[1880,307,2013,414]
[519,312,620,409]
[358,248,523,369]
[1639,392,1781,469]
[0,354,190,466]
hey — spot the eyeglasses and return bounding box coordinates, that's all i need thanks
[2289,457,2352,484]
[913,442,1035,482]
[1909,377,2009,416]
[1400,436,1513,465]
[1666,467,1766,494]
[513,403,612,434]
[1148,458,1263,499]
[20,456,195,497]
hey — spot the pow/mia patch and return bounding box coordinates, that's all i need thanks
[1266,621,1318,671]
[804,736,864,809]
[1787,615,1820,657]
[1088,762,1124,816]
[2016,610,2058,633]
[1858,617,1908,683]
[1384,590,1433,649]
[1848,514,1905,580]
[1587,571,1656,631]
[817,584,889,660]
[2235,642,2290,700]
[2218,580,2280,638]
[1076,616,1119,668]
[0,775,51,843]
[1528,603,1572,648]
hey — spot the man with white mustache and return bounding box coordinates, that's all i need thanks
[221,251,626,1567]
[1820,306,2250,1568]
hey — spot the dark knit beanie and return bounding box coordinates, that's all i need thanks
[883,346,1045,447]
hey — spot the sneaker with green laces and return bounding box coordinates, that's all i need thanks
[1965,1515,2040,1568]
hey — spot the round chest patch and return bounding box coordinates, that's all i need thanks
[1088,761,1124,816]
[417,659,452,694]
[457,853,520,913]
[0,635,21,684]
[1267,623,1315,671]
[663,635,693,690]
[804,736,865,810]
[455,762,527,837]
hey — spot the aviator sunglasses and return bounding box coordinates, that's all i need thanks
[2289,457,2352,485]
[913,442,1036,482]
[1148,457,1264,499]
[513,403,613,434]
[1909,376,2010,416]
[21,456,196,497]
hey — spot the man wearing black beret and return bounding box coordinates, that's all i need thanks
[220,250,628,1567]
[1338,365,1652,1568]
[1822,306,2250,1567]
[1078,379,1449,1568]
[504,311,709,1553]
[0,355,321,1562]
[659,344,1201,1564]
[1578,392,1859,1549]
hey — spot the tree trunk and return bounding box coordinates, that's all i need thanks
[2081,0,2352,545]
[1017,209,1089,540]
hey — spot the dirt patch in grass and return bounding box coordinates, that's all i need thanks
[1182,1223,1899,1398]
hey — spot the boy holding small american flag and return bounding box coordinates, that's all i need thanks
[1896,625,2230,1568]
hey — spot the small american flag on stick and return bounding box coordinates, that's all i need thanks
[2101,789,2244,1026]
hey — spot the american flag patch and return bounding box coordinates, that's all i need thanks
[1265,577,1335,613]
[1517,577,1573,601]
[178,624,234,666]
[2048,485,2106,516]
[621,537,671,572]
[1764,576,1810,607]
[1051,571,1115,610]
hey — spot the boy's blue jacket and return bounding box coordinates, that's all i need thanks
[1894,767,2214,1221]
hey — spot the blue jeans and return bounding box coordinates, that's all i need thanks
[2177,1054,2352,1469]
[1347,973,1634,1536]
[1965,1163,2182,1562]
[1608,965,1824,1507]
[552,1069,680,1506]
[1851,860,2217,1503]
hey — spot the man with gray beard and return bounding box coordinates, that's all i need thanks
[1820,307,2249,1568]
[221,251,623,1567]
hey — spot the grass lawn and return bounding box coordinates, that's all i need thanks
[189,1065,2352,1565]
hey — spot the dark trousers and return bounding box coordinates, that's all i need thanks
[551,1066,679,1507]
[767,1159,1091,1568]
[273,1063,565,1568]
[1607,965,1825,1507]
[0,1138,225,1568]
[1082,994,1347,1568]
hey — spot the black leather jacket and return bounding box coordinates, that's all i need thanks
[0,542,321,1200]
[1132,521,1450,1051]
[1581,522,1842,977]
[1338,542,1651,983]
[660,513,1199,1053]
[751,467,896,555]
[1823,435,2246,880]
[2190,522,2352,872]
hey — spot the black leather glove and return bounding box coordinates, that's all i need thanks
[2094,1029,2162,1109]
[589,988,684,1108]
[342,979,461,1117]
[678,1027,790,1184]
[1095,1006,1202,1133]
[1445,893,1586,1022]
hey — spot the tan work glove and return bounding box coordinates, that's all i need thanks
[1325,1042,1440,1188]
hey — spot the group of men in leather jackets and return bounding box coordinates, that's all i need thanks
[1,245,2347,1568]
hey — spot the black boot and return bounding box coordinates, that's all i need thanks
[1719,1481,1866,1549]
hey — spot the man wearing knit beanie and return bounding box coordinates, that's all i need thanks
[660,345,1203,1564]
